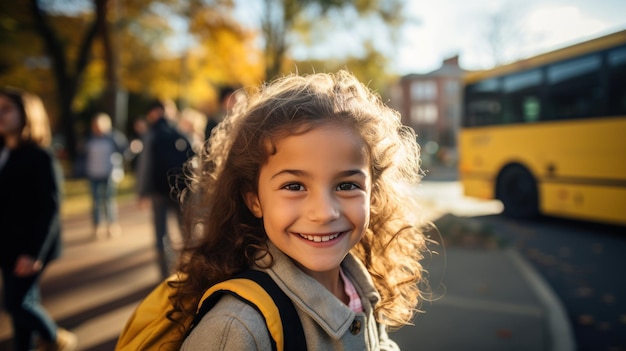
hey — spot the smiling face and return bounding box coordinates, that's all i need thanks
[246,123,371,279]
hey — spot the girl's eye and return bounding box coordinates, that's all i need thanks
[337,182,359,191]
[282,183,304,191]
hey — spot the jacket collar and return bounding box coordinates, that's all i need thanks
[257,242,380,339]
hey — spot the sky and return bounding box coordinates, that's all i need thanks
[393,0,626,74]
[47,0,626,76]
[232,0,626,76]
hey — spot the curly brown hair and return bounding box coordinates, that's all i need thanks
[170,70,429,335]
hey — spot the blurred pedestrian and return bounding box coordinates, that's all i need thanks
[0,86,77,351]
[204,85,237,140]
[127,117,147,172]
[178,107,207,152]
[84,112,128,239]
[135,99,193,279]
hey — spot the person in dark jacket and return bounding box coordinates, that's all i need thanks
[136,99,193,279]
[204,86,237,141]
[0,87,77,351]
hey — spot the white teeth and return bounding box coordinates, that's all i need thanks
[299,232,341,242]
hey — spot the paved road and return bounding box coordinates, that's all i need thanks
[420,166,626,350]
[484,214,626,351]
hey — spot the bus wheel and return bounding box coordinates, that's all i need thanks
[497,165,539,219]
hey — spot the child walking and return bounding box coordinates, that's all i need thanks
[174,70,429,350]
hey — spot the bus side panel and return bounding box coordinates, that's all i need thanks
[537,118,626,181]
[460,177,495,200]
[460,118,626,184]
[459,118,626,225]
[540,182,626,226]
[458,127,540,199]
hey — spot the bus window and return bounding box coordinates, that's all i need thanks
[523,96,541,122]
[502,69,542,124]
[608,45,626,115]
[465,78,500,127]
[545,54,602,120]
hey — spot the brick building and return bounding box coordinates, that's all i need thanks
[390,55,465,166]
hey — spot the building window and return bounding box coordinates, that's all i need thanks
[411,103,438,124]
[411,80,437,101]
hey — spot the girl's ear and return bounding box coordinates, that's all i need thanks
[244,192,263,218]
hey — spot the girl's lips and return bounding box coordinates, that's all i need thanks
[296,231,346,243]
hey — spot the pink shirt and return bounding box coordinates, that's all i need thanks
[340,268,363,313]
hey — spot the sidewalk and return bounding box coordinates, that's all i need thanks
[390,244,574,351]
[387,165,575,351]
[0,200,164,351]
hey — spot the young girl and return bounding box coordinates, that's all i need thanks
[174,70,428,350]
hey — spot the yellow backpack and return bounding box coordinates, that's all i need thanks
[115,270,306,351]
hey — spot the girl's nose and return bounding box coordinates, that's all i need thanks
[306,191,340,223]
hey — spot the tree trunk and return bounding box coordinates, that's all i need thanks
[29,0,99,162]
[96,0,119,123]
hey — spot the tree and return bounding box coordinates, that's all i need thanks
[295,41,393,97]
[184,1,264,107]
[8,0,181,161]
[29,0,101,160]
[259,0,410,80]
[95,0,118,121]
[483,4,525,67]
[0,1,56,105]
[2,0,408,164]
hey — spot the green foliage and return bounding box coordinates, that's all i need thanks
[260,0,411,79]
[1,0,410,157]
[292,43,397,99]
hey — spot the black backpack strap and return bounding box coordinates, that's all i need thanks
[187,270,306,351]
[235,270,307,350]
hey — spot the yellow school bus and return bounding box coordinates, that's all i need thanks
[459,29,626,225]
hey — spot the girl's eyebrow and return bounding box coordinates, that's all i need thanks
[270,169,367,180]
[270,169,305,180]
